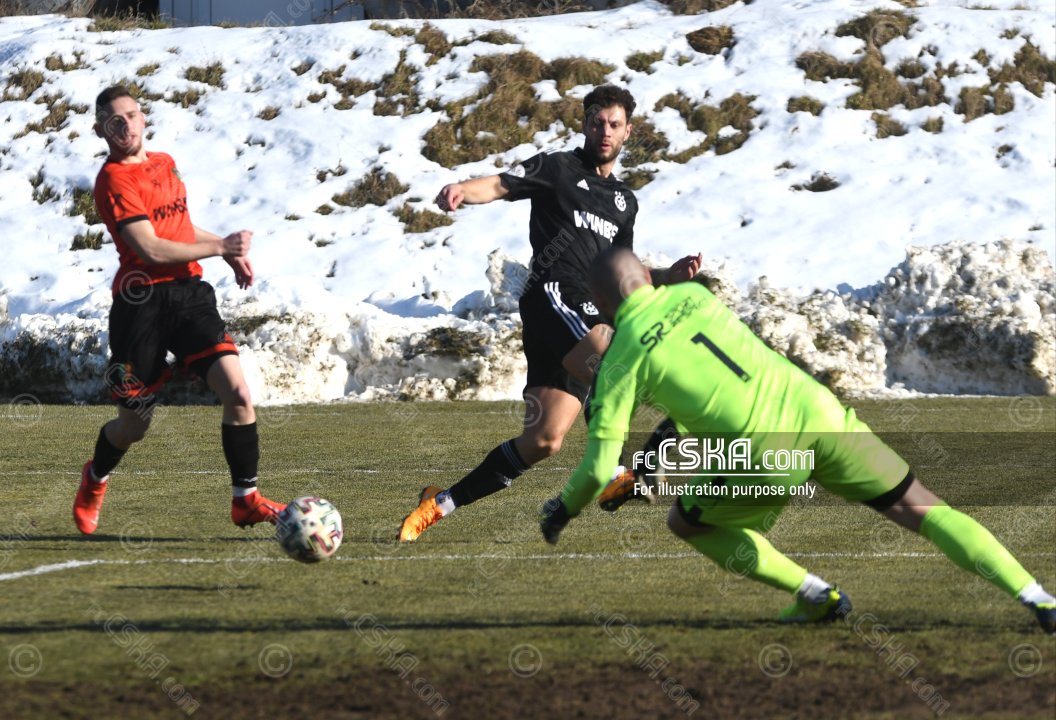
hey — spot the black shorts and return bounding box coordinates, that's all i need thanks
[518,282,606,401]
[105,277,238,408]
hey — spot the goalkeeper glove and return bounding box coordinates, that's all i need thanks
[539,497,572,545]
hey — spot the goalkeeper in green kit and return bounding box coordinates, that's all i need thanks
[540,248,1055,632]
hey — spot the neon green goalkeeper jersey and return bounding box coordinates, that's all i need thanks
[560,282,861,515]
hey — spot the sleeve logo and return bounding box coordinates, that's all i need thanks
[614,191,627,212]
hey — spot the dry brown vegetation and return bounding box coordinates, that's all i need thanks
[318,66,376,110]
[655,92,758,162]
[15,93,89,137]
[657,0,741,14]
[796,12,1055,127]
[394,203,454,233]
[316,165,348,183]
[332,168,409,208]
[30,168,57,204]
[257,106,280,121]
[787,96,824,115]
[68,187,102,225]
[166,88,203,108]
[44,52,86,72]
[416,24,451,66]
[475,30,520,45]
[423,50,613,168]
[70,231,104,250]
[686,25,734,55]
[872,112,908,138]
[791,172,840,192]
[135,63,160,77]
[835,9,915,49]
[88,12,170,32]
[626,50,665,74]
[3,68,45,100]
[291,60,314,76]
[184,62,225,88]
[374,50,419,116]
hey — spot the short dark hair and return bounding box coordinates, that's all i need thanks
[95,85,133,119]
[583,85,636,119]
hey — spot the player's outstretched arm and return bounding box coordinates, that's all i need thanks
[121,221,251,265]
[435,175,509,211]
[652,253,703,286]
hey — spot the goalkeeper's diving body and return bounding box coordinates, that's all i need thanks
[540,248,1055,632]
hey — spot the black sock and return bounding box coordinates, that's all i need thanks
[91,425,127,479]
[448,440,528,508]
[221,422,259,488]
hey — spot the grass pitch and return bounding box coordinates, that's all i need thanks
[0,398,1054,719]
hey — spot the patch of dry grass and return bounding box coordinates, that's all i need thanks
[257,106,280,121]
[30,169,57,204]
[656,92,758,162]
[921,116,944,133]
[70,231,104,251]
[620,117,670,167]
[791,172,840,192]
[475,30,520,45]
[835,9,915,49]
[88,12,170,32]
[136,63,160,77]
[374,50,420,116]
[787,96,825,115]
[332,168,409,208]
[656,0,741,13]
[626,50,665,73]
[686,25,735,55]
[423,50,613,168]
[394,203,454,233]
[3,68,45,101]
[44,52,87,72]
[417,24,451,66]
[68,186,102,225]
[184,62,225,88]
[292,60,314,76]
[14,92,89,137]
[319,66,377,110]
[872,112,908,138]
[166,88,203,108]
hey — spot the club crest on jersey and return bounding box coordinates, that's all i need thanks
[581,301,600,316]
[614,191,627,212]
[507,164,526,178]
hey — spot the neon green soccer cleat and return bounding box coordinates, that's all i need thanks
[779,587,852,624]
[1025,601,1055,634]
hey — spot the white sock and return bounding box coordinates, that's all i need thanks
[797,573,832,604]
[1018,581,1055,606]
[232,483,258,498]
[88,466,108,484]
[435,490,455,517]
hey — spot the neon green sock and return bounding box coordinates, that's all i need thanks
[685,526,807,594]
[919,504,1035,598]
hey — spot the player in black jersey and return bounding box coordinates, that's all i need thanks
[399,85,701,541]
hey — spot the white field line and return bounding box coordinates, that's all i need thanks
[2,551,1052,583]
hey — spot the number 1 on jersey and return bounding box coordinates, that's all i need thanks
[692,332,751,382]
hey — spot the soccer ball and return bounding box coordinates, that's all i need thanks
[275,496,343,563]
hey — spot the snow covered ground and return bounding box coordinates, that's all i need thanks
[0,0,1053,403]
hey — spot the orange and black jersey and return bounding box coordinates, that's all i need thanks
[94,151,202,295]
[499,148,637,297]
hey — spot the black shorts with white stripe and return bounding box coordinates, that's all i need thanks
[518,282,606,401]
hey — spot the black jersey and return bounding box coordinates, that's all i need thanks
[499,148,638,296]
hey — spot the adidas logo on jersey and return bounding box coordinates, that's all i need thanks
[577,179,589,190]
[573,210,620,240]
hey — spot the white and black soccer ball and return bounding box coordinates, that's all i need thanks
[275,496,343,563]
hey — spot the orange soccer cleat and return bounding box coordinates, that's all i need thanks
[73,460,108,535]
[231,491,286,528]
[398,485,443,542]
